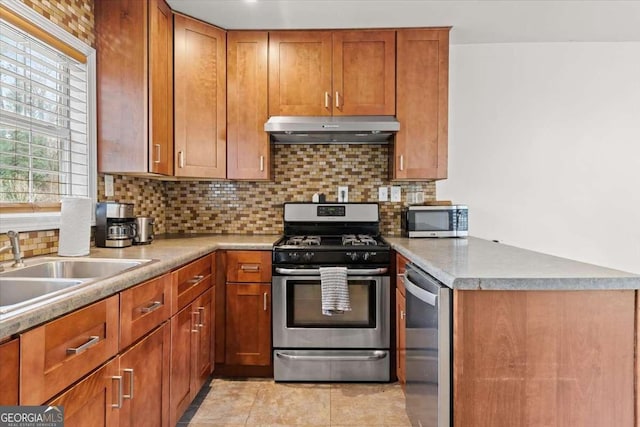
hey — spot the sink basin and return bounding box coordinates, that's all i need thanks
[0,278,85,312]
[2,259,147,279]
[0,257,154,315]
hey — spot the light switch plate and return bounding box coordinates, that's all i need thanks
[338,186,348,202]
[390,186,401,202]
[378,186,388,202]
[104,174,114,197]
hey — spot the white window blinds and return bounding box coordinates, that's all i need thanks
[0,20,89,204]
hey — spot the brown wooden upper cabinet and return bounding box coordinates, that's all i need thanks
[227,31,270,180]
[174,14,227,178]
[96,0,174,175]
[393,28,450,180]
[268,30,396,116]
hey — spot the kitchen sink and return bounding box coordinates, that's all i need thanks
[2,259,147,279]
[0,278,85,313]
[0,257,154,315]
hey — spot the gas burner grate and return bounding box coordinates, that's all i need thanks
[342,234,378,246]
[286,235,321,246]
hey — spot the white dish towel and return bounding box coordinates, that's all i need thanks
[320,266,351,316]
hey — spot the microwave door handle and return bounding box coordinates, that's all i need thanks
[404,275,438,306]
[275,267,388,276]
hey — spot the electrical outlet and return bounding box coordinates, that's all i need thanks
[390,186,401,202]
[378,186,388,202]
[104,174,114,197]
[338,186,348,202]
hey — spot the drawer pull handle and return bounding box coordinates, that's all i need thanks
[187,275,205,284]
[197,307,205,328]
[66,335,100,355]
[400,310,405,320]
[259,155,264,172]
[263,292,268,311]
[112,375,123,408]
[240,264,260,272]
[140,301,162,313]
[123,368,134,400]
[324,91,330,109]
[153,144,161,164]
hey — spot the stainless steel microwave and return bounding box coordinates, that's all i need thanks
[401,205,468,238]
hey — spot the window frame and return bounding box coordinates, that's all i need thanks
[0,0,97,232]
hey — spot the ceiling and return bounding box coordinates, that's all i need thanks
[166,0,640,44]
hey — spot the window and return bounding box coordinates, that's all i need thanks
[0,1,96,232]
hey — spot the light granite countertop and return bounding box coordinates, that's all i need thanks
[0,234,280,339]
[386,236,640,291]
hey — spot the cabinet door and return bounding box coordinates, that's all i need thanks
[47,358,120,427]
[332,30,396,116]
[174,14,226,178]
[95,0,147,173]
[227,31,270,180]
[0,338,19,405]
[192,289,213,394]
[395,288,406,388]
[394,29,449,180]
[268,31,332,116]
[148,0,173,175]
[21,295,119,404]
[119,323,170,427]
[226,283,271,366]
[169,303,195,426]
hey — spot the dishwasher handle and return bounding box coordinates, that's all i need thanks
[404,275,438,307]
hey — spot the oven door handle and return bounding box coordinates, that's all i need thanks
[275,351,388,361]
[275,267,388,276]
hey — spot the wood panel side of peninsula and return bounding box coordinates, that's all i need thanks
[453,289,635,427]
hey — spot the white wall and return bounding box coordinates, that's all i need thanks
[438,42,640,274]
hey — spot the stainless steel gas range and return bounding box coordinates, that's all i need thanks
[272,202,391,382]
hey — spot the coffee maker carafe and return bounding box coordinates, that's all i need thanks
[96,202,136,248]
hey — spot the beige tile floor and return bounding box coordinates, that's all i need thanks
[178,378,412,427]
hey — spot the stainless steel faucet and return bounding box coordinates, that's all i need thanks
[0,230,25,271]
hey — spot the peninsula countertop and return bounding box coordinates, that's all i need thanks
[386,236,640,290]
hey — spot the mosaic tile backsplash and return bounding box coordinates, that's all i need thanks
[164,144,436,236]
[22,0,95,47]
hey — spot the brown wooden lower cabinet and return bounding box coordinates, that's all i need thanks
[118,322,170,427]
[225,282,271,366]
[0,338,19,405]
[47,358,120,427]
[453,290,635,427]
[170,288,214,426]
[20,295,119,404]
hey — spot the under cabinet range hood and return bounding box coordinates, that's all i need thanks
[264,116,400,144]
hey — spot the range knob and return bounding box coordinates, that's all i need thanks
[302,252,315,262]
[346,252,360,261]
[362,252,371,261]
[288,252,300,261]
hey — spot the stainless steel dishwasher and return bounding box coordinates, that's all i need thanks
[404,263,452,427]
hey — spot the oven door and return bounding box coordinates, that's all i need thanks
[272,269,390,349]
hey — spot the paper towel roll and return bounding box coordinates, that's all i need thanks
[58,196,92,256]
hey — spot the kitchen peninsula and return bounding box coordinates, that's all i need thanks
[1,235,638,426]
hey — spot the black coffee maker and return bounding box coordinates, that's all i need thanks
[95,202,136,248]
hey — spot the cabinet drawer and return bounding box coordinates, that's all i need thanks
[172,255,212,314]
[396,253,408,297]
[226,251,271,283]
[120,273,172,350]
[20,295,119,404]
